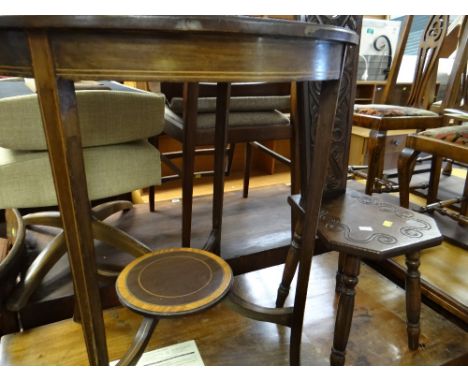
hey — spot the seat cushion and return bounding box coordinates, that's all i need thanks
[0,90,165,150]
[354,104,439,117]
[164,107,290,145]
[169,95,290,114]
[419,124,468,146]
[0,140,161,209]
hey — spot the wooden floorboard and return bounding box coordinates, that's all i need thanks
[1,254,467,366]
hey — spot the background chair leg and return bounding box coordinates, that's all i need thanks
[242,142,253,198]
[365,130,386,195]
[330,253,360,366]
[405,252,421,350]
[398,147,419,208]
[116,317,159,366]
[275,221,302,308]
[442,159,453,176]
[427,155,442,205]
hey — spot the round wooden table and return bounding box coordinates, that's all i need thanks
[0,16,358,365]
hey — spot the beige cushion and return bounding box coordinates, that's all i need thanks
[169,95,291,114]
[0,90,165,150]
[0,140,161,209]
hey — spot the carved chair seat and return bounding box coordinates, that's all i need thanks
[277,190,442,365]
[0,79,165,326]
[114,247,233,365]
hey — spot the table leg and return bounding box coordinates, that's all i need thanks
[182,82,199,247]
[290,79,343,365]
[28,31,108,365]
[204,82,231,254]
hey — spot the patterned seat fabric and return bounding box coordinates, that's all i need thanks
[354,104,438,118]
[419,124,468,146]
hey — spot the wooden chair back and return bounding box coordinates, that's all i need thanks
[380,16,449,108]
[380,16,414,104]
[440,16,468,112]
[406,15,449,109]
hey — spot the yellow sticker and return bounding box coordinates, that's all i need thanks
[382,220,393,228]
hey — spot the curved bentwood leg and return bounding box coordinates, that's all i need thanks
[116,317,159,366]
[8,201,149,311]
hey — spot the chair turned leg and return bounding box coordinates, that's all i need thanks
[330,253,360,366]
[276,221,302,308]
[405,252,421,350]
[335,252,347,294]
[398,147,419,208]
[365,130,386,195]
[116,317,159,366]
[243,142,253,198]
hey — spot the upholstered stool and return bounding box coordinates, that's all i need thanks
[115,247,233,365]
[317,190,442,365]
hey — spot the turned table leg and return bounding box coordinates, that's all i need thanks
[405,251,421,350]
[330,253,361,366]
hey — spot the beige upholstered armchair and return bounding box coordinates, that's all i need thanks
[0,79,164,333]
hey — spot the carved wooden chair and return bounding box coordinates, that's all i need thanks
[353,16,449,195]
[0,79,164,328]
[273,18,445,366]
[147,82,292,240]
[398,20,468,226]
